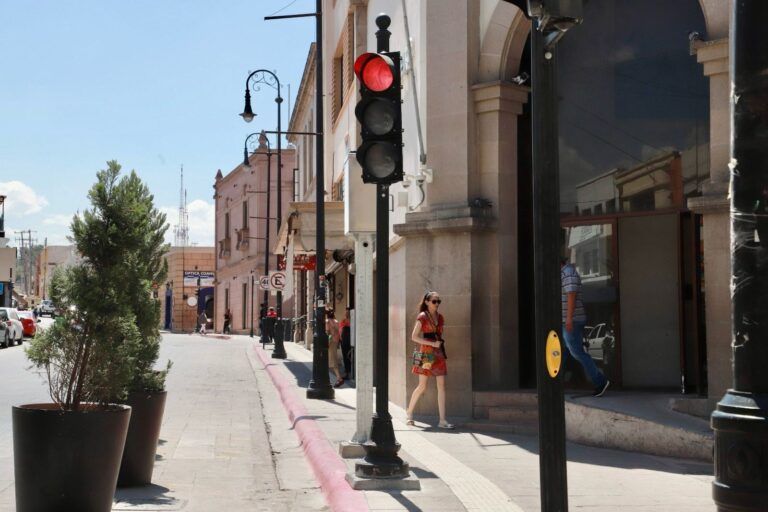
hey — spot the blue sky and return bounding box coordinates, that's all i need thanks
[0,0,315,247]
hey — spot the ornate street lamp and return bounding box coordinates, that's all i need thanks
[240,70,287,359]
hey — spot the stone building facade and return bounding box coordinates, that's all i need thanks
[160,246,215,333]
[285,0,732,418]
[213,143,296,335]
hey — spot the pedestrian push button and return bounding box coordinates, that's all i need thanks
[546,330,562,378]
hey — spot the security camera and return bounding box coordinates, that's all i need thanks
[402,177,412,189]
[415,171,426,185]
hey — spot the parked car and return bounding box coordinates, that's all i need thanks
[16,310,38,338]
[39,300,58,318]
[583,322,615,363]
[0,308,24,346]
[0,320,9,348]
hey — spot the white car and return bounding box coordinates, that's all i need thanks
[0,307,24,347]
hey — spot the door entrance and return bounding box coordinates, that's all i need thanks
[559,211,706,390]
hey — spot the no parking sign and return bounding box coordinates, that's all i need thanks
[269,271,286,291]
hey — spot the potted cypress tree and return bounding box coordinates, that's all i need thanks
[16,163,146,512]
[114,171,172,486]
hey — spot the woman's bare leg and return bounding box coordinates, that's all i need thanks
[436,375,447,422]
[406,374,429,419]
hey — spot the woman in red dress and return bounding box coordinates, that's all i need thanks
[405,291,454,429]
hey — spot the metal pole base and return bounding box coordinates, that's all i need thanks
[355,457,410,479]
[355,414,409,479]
[272,320,287,359]
[306,380,334,400]
[711,391,768,511]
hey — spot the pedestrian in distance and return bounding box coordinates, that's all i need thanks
[265,306,277,344]
[406,291,454,429]
[259,302,267,340]
[339,307,353,381]
[223,309,232,334]
[561,258,610,397]
[325,309,344,387]
[198,311,208,336]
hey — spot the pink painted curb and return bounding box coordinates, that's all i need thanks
[251,344,369,512]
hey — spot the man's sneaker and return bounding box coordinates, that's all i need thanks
[593,380,610,397]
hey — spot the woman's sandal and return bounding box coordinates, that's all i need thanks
[333,378,345,388]
[406,415,415,426]
[438,421,455,430]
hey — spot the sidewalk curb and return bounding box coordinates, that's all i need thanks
[249,344,369,512]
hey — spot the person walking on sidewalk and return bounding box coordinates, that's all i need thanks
[265,306,277,344]
[325,309,344,388]
[223,309,232,334]
[339,307,353,381]
[198,311,208,336]
[406,291,454,429]
[561,259,610,396]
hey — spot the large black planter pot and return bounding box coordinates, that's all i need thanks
[117,390,167,486]
[12,403,131,512]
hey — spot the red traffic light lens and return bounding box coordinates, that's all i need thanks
[354,53,395,92]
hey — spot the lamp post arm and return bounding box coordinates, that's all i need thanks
[245,69,282,99]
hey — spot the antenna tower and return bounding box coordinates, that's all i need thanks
[173,165,190,247]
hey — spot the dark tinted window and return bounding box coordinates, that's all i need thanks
[557,0,709,216]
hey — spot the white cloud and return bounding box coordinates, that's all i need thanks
[160,199,215,247]
[0,181,49,214]
[43,214,74,227]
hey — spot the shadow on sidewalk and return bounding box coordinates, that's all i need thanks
[113,484,186,510]
[465,431,713,475]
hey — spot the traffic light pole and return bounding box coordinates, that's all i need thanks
[711,2,768,510]
[531,17,568,510]
[354,15,409,482]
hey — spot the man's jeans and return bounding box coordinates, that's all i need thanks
[562,321,607,389]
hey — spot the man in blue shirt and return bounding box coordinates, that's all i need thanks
[561,259,610,397]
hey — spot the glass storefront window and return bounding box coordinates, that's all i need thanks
[563,223,619,383]
[557,0,709,217]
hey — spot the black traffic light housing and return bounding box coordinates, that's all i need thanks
[354,51,403,185]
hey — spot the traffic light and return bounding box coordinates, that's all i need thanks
[354,51,403,185]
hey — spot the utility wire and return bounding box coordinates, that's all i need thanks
[562,118,643,163]
[267,0,299,18]
[565,101,664,153]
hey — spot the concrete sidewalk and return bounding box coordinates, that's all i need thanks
[250,336,716,512]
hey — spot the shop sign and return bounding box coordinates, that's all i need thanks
[278,254,316,271]
[183,271,215,287]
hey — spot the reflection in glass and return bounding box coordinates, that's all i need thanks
[563,223,618,382]
[557,0,709,216]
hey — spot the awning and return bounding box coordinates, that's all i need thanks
[274,201,352,256]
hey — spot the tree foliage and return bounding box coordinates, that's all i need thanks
[26,161,170,409]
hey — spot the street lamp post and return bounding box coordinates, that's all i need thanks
[244,131,275,308]
[264,0,333,398]
[241,69,287,359]
[711,3,768,511]
[250,272,255,338]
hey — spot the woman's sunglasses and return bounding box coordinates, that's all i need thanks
[430,299,442,305]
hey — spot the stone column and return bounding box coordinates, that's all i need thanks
[471,81,529,390]
[688,38,731,408]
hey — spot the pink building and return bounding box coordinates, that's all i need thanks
[213,140,296,335]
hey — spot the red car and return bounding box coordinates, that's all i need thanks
[16,311,37,338]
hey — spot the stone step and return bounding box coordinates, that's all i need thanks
[487,405,539,424]
[462,420,538,436]
[474,391,538,408]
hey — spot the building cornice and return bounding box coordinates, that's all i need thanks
[393,203,497,237]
